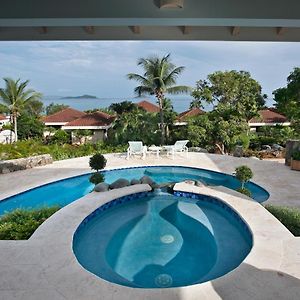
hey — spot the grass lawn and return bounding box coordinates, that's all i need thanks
[265,205,300,236]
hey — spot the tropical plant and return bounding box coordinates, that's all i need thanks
[49,129,70,145]
[109,101,137,115]
[127,53,191,144]
[17,114,45,140]
[89,153,107,172]
[0,78,42,142]
[45,103,69,115]
[236,187,252,197]
[0,206,60,240]
[235,165,253,188]
[292,151,300,161]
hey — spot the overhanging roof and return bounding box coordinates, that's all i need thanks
[0,0,300,41]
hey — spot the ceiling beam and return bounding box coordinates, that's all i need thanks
[83,26,95,34]
[129,26,141,34]
[231,26,240,36]
[180,26,192,35]
[38,26,48,34]
[276,27,287,35]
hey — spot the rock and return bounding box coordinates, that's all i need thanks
[140,175,154,185]
[272,144,284,151]
[195,180,206,187]
[233,145,243,157]
[109,178,130,189]
[0,154,53,174]
[130,179,140,185]
[262,145,272,151]
[94,182,109,192]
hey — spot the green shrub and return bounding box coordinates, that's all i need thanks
[0,206,60,240]
[236,133,250,150]
[292,151,300,161]
[265,205,300,236]
[49,130,70,145]
[89,153,107,171]
[236,187,252,197]
[89,172,105,184]
[235,165,253,188]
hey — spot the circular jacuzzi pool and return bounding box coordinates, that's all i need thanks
[73,191,252,288]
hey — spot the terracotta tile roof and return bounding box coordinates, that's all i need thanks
[0,114,7,121]
[249,109,288,124]
[64,111,116,127]
[137,100,160,113]
[176,107,205,122]
[42,108,86,123]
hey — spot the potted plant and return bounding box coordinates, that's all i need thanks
[291,151,300,171]
[89,153,107,184]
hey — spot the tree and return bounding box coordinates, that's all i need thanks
[24,99,44,116]
[191,71,266,121]
[17,114,44,140]
[273,67,300,121]
[89,153,107,185]
[127,54,191,144]
[0,78,42,142]
[46,103,69,115]
[186,105,249,154]
[109,101,137,115]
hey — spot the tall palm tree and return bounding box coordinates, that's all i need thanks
[0,78,42,142]
[127,54,191,144]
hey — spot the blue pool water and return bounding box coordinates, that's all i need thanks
[73,192,253,288]
[0,166,269,216]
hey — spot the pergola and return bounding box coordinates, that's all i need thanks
[0,0,300,41]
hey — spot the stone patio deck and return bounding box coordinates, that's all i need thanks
[0,153,299,300]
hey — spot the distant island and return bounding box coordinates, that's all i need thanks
[60,94,97,99]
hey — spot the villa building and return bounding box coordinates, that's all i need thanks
[174,107,206,125]
[42,108,115,143]
[0,114,10,128]
[137,100,160,113]
[248,109,290,132]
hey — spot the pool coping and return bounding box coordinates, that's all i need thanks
[0,183,297,299]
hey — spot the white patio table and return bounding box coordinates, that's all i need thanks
[147,146,162,158]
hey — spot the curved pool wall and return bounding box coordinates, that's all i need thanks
[0,165,269,216]
[73,191,253,288]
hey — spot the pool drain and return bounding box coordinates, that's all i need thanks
[155,274,173,287]
[160,234,174,244]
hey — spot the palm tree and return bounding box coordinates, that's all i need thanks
[127,54,191,144]
[0,78,42,142]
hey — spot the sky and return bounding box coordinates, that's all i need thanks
[0,40,299,105]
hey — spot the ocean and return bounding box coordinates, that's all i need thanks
[41,96,213,113]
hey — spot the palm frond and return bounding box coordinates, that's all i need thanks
[166,85,192,95]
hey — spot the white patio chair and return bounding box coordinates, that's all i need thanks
[127,141,147,159]
[163,140,189,159]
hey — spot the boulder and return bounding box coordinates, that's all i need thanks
[109,178,130,189]
[233,145,243,157]
[140,175,154,185]
[130,179,141,185]
[94,182,109,192]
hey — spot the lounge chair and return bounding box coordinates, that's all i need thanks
[127,141,147,159]
[163,140,189,158]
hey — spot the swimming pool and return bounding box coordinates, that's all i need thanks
[0,166,269,216]
[73,191,253,288]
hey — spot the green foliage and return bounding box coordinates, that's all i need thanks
[89,153,107,171]
[185,105,249,154]
[0,103,9,114]
[49,129,70,145]
[235,165,253,188]
[72,129,93,137]
[273,67,300,120]
[236,187,252,197]
[292,151,300,161]
[127,53,191,144]
[0,139,127,161]
[17,114,44,140]
[0,206,60,240]
[89,172,105,184]
[109,101,137,115]
[45,103,69,115]
[236,133,250,150]
[2,123,12,130]
[265,205,300,236]
[111,110,161,145]
[24,99,44,116]
[192,70,265,121]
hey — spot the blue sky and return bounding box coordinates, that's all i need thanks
[0,41,299,104]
